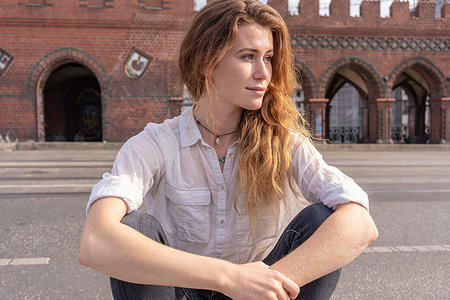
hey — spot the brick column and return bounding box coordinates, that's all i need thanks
[36,87,45,142]
[361,102,369,142]
[376,98,396,143]
[429,97,450,144]
[441,97,450,143]
[304,98,329,139]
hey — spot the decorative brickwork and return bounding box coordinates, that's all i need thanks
[291,36,449,52]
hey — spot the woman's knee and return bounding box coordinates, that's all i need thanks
[301,203,334,229]
[120,210,168,245]
[290,203,334,240]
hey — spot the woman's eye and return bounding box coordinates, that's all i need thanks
[264,56,273,62]
[243,54,254,60]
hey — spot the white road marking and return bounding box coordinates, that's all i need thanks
[367,189,450,193]
[1,257,50,266]
[363,244,450,254]
[0,184,93,188]
[0,259,11,266]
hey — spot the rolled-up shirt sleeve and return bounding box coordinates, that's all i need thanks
[86,128,163,215]
[292,136,369,210]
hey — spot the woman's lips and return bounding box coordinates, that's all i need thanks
[246,87,266,96]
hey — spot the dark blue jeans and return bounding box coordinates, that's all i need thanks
[110,203,341,300]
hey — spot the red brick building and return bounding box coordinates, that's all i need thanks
[0,0,449,143]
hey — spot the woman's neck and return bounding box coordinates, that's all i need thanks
[194,97,242,135]
[193,97,242,151]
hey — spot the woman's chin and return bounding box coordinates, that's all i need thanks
[244,100,263,111]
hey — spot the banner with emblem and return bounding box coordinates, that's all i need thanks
[124,48,152,79]
[0,48,13,76]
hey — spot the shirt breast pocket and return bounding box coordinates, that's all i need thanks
[235,204,279,247]
[165,184,211,244]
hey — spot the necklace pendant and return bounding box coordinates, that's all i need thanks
[216,136,220,145]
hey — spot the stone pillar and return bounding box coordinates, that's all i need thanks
[304,98,329,139]
[376,98,396,143]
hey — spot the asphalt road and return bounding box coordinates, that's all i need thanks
[0,147,449,300]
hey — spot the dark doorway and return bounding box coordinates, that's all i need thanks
[44,63,102,142]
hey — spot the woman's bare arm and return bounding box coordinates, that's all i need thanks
[270,202,378,287]
[79,197,230,289]
[79,197,299,300]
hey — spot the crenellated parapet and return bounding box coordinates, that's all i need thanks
[282,0,449,33]
[329,0,350,18]
[390,1,410,19]
[360,0,380,18]
[414,0,438,18]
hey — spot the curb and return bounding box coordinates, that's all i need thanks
[0,183,94,194]
[315,143,450,151]
[15,141,124,151]
[2,141,449,152]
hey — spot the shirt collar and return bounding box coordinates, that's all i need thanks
[179,106,240,150]
[180,106,202,148]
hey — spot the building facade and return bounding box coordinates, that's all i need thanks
[0,0,449,143]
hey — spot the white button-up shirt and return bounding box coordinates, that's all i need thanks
[87,107,368,264]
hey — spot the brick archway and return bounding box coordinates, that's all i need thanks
[388,56,449,143]
[319,55,384,100]
[294,58,318,100]
[313,56,386,142]
[388,56,449,99]
[28,48,111,141]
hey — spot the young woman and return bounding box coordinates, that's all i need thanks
[79,1,378,299]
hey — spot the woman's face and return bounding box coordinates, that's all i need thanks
[210,23,273,113]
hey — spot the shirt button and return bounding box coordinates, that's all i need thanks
[220,220,225,225]
[221,187,226,193]
[229,153,234,158]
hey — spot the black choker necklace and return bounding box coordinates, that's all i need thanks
[196,120,238,145]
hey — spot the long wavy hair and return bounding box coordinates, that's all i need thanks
[179,0,311,226]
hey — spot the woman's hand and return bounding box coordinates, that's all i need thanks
[221,261,299,300]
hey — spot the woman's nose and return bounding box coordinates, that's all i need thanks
[253,59,270,80]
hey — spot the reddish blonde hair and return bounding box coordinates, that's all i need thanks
[179,0,310,225]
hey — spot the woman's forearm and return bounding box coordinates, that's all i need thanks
[270,202,378,286]
[78,197,231,291]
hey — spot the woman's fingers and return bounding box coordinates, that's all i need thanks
[280,273,300,299]
[267,264,299,299]
[223,261,299,300]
